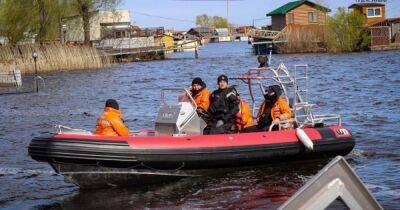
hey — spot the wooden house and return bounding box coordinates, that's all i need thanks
[187,27,214,39]
[368,18,400,48]
[349,3,400,49]
[235,26,255,34]
[348,3,386,25]
[155,34,175,53]
[266,0,330,31]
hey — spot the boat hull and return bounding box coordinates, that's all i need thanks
[29,125,355,188]
[51,163,197,189]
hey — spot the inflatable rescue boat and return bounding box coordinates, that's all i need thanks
[28,62,355,189]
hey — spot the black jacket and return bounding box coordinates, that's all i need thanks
[208,87,240,123]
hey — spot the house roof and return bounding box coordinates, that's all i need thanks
[368,18,400,27]
[187,28,202,37]
[348,3,385,9]
[187,27,214,36]
[267,0,330,16]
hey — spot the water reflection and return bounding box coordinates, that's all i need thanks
[52,160,324,210]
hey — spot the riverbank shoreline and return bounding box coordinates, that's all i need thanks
[0,44,111,74]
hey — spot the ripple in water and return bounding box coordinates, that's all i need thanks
[0,42,399,209]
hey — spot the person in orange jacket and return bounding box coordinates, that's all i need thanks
[245,85,291,132]
[235,97,254,131]
[189,77,211,118]
[94,99,129,136]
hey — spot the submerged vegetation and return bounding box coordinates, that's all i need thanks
[326,8,370,53]
[0,44,110,74]
[277,8,370,54]
[275,25,327,54]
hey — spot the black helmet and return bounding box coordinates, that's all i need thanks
[266,85,282,97]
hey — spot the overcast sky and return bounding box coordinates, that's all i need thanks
[120,0,400,30]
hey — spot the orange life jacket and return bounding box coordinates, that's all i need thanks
[193,88,211,111]
[94,107,129,136]
[256,98,292,123]
[236,100,254,130]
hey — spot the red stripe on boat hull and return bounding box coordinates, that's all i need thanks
[50,126,356,150]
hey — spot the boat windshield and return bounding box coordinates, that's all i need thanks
[161,88,195,107]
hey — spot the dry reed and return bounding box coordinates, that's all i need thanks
[0,44,111,74]
[274,24,327,54]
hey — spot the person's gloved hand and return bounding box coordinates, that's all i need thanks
[279,114,287,120]
[196,108,204,114]
[273,118,280,124]
[216,120,224,128]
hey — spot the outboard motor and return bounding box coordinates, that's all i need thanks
[155,89,206,136]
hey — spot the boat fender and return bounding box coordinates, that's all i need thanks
[296,128,314,150]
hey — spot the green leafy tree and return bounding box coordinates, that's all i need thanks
[195,14,228,28]
[69,0,120,45]
[212,16,228,28]
[326,8,370,52]
[196,14,213,27]
[0,0,34,44]
[0,0,71,44]
[34,0,72,43]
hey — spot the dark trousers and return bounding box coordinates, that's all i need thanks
[203,121,234,135]
[243,124,279,133]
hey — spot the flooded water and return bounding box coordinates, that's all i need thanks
[0,42,399,209]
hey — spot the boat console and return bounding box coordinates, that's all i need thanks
[155,88,206,136]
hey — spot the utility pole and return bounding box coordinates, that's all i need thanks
[227,0,230,36]
[226,0,229,24]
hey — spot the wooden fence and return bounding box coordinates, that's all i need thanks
[370,26,390,46]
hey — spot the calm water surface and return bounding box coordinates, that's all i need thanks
[0,42,399,209]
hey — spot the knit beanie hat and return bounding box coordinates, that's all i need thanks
[217,74,228,84]
[105,99,119,110]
